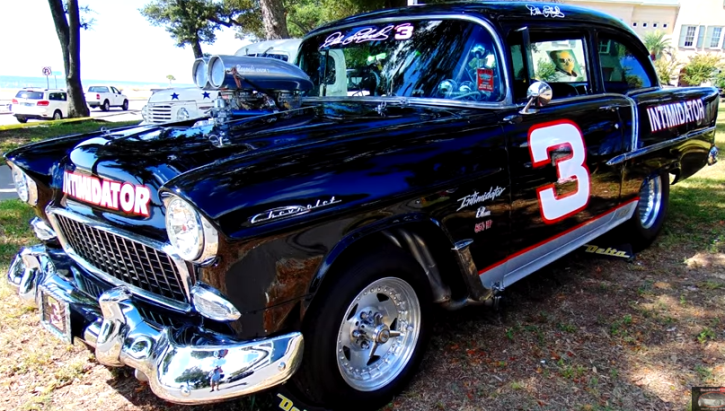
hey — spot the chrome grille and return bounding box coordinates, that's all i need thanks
[147,104,172,124]
[55,214,188,303]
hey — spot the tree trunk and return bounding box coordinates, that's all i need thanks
[259,0,290,39]
[384,0,407,8]
[47,0,89,118]
[192,39,203,59]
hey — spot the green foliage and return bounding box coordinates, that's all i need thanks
[643,31,671,60]
[682,53,725,86]
[654,53,681,85]
[534,58,557,82]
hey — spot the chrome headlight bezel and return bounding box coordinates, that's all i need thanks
[9,163,38,205]
[176,107,190,121]
[163,194,218,262]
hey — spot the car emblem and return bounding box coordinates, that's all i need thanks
[250,196,342,224]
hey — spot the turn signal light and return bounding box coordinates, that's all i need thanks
[37,101,49,106]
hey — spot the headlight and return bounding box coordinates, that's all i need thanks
[164,195,218,262]
[141,105,148,121]
[9,164,37,205]
[177,107,190,121]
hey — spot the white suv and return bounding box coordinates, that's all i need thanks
[11,89,69,123]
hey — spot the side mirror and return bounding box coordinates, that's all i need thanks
[520,81,552,115]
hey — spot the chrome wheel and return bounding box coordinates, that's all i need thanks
[336,277,421,392]
[638,174,663,229]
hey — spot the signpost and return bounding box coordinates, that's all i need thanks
[42,66,52,89]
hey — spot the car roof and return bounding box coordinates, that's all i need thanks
[306,1,633,38]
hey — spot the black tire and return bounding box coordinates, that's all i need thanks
[52,110,62,120]
[15,116,27,123]
[102,100,110,112]
[292,246,432,411]
[121,100,129,111]
[619,169,670,251]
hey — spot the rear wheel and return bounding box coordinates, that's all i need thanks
[292,247,432,410]
[15,116,27,123]
[52,110,62,120]
[101,100,110,112]
[620,170,670,250]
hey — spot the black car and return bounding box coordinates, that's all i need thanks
[4,2,720,410]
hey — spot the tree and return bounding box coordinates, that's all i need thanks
[259,0,290,39]
[47,0,90,118]
[166,74,176,85]
[643,31,671,60]
[141,0,223,58]
[653,52,681,85]
[682,53,724,86]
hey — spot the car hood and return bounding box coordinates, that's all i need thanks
[58,101,496,240]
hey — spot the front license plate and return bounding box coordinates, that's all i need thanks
[39,287,72,343]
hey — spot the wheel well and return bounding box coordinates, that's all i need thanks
[300,221,467,321]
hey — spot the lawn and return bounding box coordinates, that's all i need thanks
[0,112,723,411]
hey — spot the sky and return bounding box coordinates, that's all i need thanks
[0,0,252,85]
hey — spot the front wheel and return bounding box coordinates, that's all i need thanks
[121,100,129,111]
[620,170,670,250]
[292,247,432,410]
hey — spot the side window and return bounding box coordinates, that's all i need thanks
[598,36,653,93]
[510,32,591,101]
[48,93,57,101]
[111,87,119,94]
[61,93,67,101]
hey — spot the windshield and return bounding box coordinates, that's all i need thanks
[15,91,44,99]
[297,19,504,102]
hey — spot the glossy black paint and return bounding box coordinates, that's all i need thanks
[4,2,719,341]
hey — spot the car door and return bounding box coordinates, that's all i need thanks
[494,27,629,287]
[111,87,122,106]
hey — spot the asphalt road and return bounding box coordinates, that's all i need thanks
[0,165,17,201]
[0,100,144,126]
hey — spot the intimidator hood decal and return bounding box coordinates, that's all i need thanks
[62,170,152,217]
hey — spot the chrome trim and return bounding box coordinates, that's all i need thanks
[606,125,717,166]
[500,202,637,287]
[31,217,57,241]
[451,239,492,302]
[46,208,193,312]
[191,284,241,322]
[6,247,304,405]
[623,95,639,152]
[708,145,719,166]
[302,14,512,106]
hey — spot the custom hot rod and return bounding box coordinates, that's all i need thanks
[4,2,720,410]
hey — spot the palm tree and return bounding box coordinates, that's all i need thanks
[166,74,176,86]
[644,31,671,60]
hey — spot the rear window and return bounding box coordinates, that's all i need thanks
[15,91,44,100]
[88,86,109,93]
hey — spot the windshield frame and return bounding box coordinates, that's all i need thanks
[298,13,511,108]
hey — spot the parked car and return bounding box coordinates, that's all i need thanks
[4,2,721,411]
[141,38,303,125]
[85,85,128,111]
[10,88,68,123]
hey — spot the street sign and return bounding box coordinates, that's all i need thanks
[42,66,52,76]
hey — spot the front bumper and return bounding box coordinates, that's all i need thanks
[7,245,304,405]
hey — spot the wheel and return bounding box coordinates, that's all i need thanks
[620,170,670,250]
[102,100,110,112]
[52,110,62,120]
[15,116,27,123]
[121,100,129,111]
[292,246,432,410]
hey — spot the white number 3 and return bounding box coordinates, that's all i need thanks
[394,24,413,40]
[528,121,590,224]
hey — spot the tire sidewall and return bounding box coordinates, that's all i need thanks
[53,110,62,120]
[102,100,109,111]
[630,170,670,249]
[296,248,432,410]
[122,100,128,111]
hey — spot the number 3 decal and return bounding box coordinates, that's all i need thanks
[528,120,590,224]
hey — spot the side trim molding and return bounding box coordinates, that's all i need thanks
[606,126,717,166]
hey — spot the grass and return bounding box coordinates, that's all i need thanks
[0,119,141,158]
[0,110,723,410]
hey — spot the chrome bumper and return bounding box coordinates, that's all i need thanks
[7,245,304,405]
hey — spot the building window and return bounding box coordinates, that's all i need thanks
[707,26,723,48]
[643,22,648,27]
[697,25,706,47]
[680,25,697,47]
[599,40,611,54]
[664,24,668,28]
[633,22,638,27]
[654,23,658,28]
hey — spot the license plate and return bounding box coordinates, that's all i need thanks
[39,287,73,343]
[23,102,33,107]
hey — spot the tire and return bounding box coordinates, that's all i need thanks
[292,246,432,411]
[52,110,62,120]
[102,100,110,112]
[15,116,27,123]
[619,169,670,251]
[121,100,129,111]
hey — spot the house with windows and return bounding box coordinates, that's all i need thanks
[565,0,725,62]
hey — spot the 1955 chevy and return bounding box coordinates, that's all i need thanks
[4,2,720,410]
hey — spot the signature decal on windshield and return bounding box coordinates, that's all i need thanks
[456,187,506,211]
[527,5,565,18]
[250,196,342,224]
[62,171,151,217]
[320,23,414,49]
